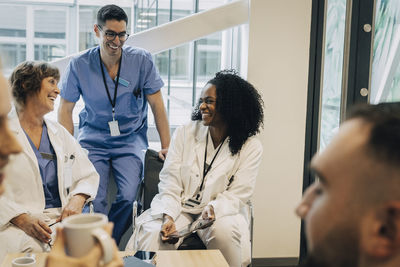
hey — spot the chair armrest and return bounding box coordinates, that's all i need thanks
[133,200,138,226]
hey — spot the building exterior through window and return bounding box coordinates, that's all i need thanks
[0,0,246,147]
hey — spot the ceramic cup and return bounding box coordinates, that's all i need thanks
[11,256,36,267]
[62,213,113,263]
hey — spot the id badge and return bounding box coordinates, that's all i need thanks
[108,120,121,136]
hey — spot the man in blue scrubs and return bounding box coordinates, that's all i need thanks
[58,4,170,243]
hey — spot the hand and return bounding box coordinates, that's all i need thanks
[158,148,169,161]
[201,205,215,220]
[160,214,178,244]
[11,213,52,243]
[59,194,88,221]
[46,223,123,267]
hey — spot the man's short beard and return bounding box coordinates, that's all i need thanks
[300,224,359,267]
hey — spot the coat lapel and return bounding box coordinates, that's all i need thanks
[45,119,66,202]
[194,123,208,173]
[45,119,61,157]
[8,111,40,174]
[207,138,232,171]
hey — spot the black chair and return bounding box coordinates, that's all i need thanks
[133,149,206,250]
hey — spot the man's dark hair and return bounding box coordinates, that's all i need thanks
[10,61,59,108]
[347,102,400,166]
[97,4,128,26]
[191,70,264,155]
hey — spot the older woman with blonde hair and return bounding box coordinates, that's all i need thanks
[0,61,100,259]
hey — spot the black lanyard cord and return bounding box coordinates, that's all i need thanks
[199,131,226,191]
[99,48,123,112]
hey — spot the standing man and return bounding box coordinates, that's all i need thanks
[58,4,170,244]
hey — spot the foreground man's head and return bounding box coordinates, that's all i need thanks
[0,69,22,195]
[297,102,400,267]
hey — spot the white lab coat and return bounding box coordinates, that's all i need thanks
[0,109,99,259]
[128,121,262,267]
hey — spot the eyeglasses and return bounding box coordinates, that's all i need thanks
[98,25,129,41]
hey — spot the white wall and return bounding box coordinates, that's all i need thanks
[247,0,312,258]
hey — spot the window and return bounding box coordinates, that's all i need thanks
[137,0,244,129]
[0,5,26,37]
[34,9,66,39]
[370,0,400,104]
[318,0,347,150]
[0,0,245,144]
[35,44,66,61]
[0,5,27,76]
[0,44,26,75]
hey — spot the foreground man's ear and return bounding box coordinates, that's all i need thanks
[360,202,400,260]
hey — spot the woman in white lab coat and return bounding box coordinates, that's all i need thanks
[0,61,99,260]
[128,70,264,267]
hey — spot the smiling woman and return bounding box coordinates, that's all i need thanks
[11,62,60,111]
[0,61,99,261]
[127,70,264,267]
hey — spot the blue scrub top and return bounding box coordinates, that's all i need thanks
[25,123,61,209]
[60,46,164,157]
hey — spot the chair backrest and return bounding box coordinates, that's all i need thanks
[142,149,164,211]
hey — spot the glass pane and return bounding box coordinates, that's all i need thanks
[169,44,191,80]
[135,1,158,32]
[196,32,222,82]
[34,9,66,39]
[154,50,169,78]
[79,6,132,51]
[34,44,66,61]
[199,0,230,11]
[79,7,99,51]
[169,43,193,126]
[0,5,26,37]
[319,0,347,151]
[0,44,26,76]
[370,0,400,104]
[157,0,172,26]
[172,0,194,20]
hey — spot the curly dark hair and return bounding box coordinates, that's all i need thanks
[10,61,60,108]
[192,70,264,155]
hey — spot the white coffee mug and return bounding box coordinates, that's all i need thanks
[11,256,36,267]
[62,213,113,263]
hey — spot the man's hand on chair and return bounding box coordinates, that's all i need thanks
[160,214,178,244]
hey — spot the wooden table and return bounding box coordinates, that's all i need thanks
[155,250,228,267]
[1,250,228,267]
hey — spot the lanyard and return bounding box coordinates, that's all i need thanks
[199,131,226,191]
[99,48,122,119]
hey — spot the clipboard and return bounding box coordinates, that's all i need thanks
[162,218,215,242]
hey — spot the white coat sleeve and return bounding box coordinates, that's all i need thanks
[208,138,263,218]
[62,128,99,202]
[0,188,31,228]
[150,126,185,221]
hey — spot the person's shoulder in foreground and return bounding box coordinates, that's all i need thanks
[296,101,400,267]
